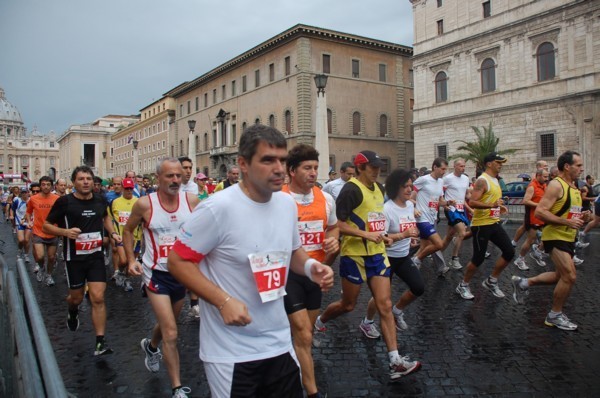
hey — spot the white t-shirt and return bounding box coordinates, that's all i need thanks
[443,173,470,212]
[180,180,199,195]
[384,200,416,258]
[174,184,301,363]
[322,178,346,201]
[287,189,338,227]
[413,174,444,224]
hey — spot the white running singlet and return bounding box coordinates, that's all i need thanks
[413,174,444,225]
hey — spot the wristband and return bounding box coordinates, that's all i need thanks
[304,258,318,282]
[218,295,232,312]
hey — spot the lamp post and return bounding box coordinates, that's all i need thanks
[187,120,196,166]
[314,74,330,184]
[132,140,139,174]
[102,151,107,178]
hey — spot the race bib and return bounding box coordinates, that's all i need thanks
[567,206,583,220]
[455,201,465,212]
[248,251,289,303]
[117,210,130,226]
[75,232,102,255]
[298,220,325,252]
[158,234,177,263]
[428,199,439,211]
[490,207,501,219]
[368,212,386,233]
[399,217,417,232]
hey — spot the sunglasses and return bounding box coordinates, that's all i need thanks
[124,187,134,190]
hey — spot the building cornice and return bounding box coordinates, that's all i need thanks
[165,24,413,98]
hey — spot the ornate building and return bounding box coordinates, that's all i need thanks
[165,24,414,181]
[0,86,59,185]
[410,0,600,179]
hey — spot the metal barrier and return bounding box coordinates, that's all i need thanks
[502,197,526,224]
[0,255,68,397]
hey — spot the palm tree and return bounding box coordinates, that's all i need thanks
[450,122,517,174]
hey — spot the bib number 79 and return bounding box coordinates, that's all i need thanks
[265,269,282,289]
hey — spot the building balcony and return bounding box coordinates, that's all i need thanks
[209,146,238,157]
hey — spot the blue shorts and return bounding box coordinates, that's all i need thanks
[444,209,470,227]
[417,221,437,239]
[17,224,30,231]
[339,254,390,285]
[143,270,186,302]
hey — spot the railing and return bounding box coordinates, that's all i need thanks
[0,253,68,397]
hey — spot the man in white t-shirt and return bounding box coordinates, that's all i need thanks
[168,125,334,398]
[440,159,473,269]
[411,158,453,275]
[322,161,355,200]
[178,156,199,195]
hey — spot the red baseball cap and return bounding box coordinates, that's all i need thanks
[354,150,384,168]
[122,178,135,189]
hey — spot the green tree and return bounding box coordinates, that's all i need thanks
[449,122,517,173]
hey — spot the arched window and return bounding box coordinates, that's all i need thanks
[285,111,291,133]
[379,114,388,137]
[255,118,260,125]
[435,71,448,103]
[327,109,332,134]
[269,114,275,128]
[537,42,555,82]
[481,58,496,93]
[352,112,361,135]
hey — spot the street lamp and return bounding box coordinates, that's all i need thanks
[187,119,196,165]
[102,151,107,178]
[132,140,139,174]
[314,74,330,183]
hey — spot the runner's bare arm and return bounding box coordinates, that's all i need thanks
[468,178,499,209]
[103,214,119,244]
[322,223,340,265]
[535,180,583,229]
[123,197,149,275]
[290,247,334,292]
[186,192,200,209]
[522,185,537,208]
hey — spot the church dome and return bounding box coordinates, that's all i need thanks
[0,87,24,124]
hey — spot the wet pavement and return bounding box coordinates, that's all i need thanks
[2,220,600,397]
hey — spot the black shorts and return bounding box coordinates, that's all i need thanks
[66,258,106,289]
[283,271,322,315]
[595,201,600,216]
[542,240,575,257]
[32,234,59,246]
[470,223,515,267]
[389,255,425,297]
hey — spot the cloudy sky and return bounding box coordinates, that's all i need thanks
[1,0,414,135]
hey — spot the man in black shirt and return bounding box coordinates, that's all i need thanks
[44,165,120,356]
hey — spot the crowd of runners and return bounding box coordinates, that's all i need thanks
[2,123,596,398]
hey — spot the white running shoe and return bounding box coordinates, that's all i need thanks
[573,255,584,266]
[514,256,529,271]
[456,283,474,300]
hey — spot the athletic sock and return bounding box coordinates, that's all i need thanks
[96,335,105,345]
[392,306,403,316]
[363,317,374,324]
[488,276,498,284]
[548,310,561,318]
[190,299,199,307]
[388,350,400,364]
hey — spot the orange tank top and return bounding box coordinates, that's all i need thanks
[528,179,546,226]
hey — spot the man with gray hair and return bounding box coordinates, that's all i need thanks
[214,165,240,192]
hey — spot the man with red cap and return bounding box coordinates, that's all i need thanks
[315,150,421,381]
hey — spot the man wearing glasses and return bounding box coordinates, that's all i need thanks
[26,176,60,286]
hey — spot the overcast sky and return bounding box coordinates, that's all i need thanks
[0,0,414,135]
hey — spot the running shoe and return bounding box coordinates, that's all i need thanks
[111,270,119,281]
[45,274,55,287]
[510,275,529,304]
[575,241,589,249]
[359,320,381,339]
[67,310,79,332]
[511,240,518,248]
[529,252,546,267]
[389,356,422,380]
[33,264,40,274]
[514,256,529,271]
[115,272,125,287]
[482,278,505,298]
[191,304,200,318]
[123,279,133,292]
[411,256,422,270]
[24,255,31,264]
[437,263,450,276]
[456,283,474,300]
[573,255,584,266]
[140,338,162,372]
[94,341,114,356]
[172,387,191,398]
[544,313,578,331]
[532,243,548,258]
[314,316,327,333]
[484,251,491,258]
[36,269,45,283]
[449,258,463,270]
[393,310,408,331]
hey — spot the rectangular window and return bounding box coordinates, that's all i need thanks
[437,20,444,35]
[204,93,208,107]
[213,89,217,104]
[242,75,247,92]
[50,141,55,148]
[232,80,236,97]
[379,64,387,82]
[409,69,414,87]
[179,104,183,117]
[437,0,443,7]
[255,69,260,88]
[380,157,390,177]
[195,97,199,111]
[232,124,237,145]
[285,56,291,76]
[162,140,166,149]
[435,143,448,159]
[352,59,360,78]
[410,98,414,110]
[83,144,96,167]
[269,63,275,82]
[187,100,191,114]
[323,54,330,74]
[222,84,226,101]
[483,1,491,18]
[539,132,556,158]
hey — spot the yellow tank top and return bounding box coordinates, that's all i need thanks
[109,196,142,240]
[341,178,387,256]
[541,177,582,242]
[471,173,502,227]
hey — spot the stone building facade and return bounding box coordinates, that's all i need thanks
[410,0,600,180]
[165,24,414,181]
[0,86,60,185]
